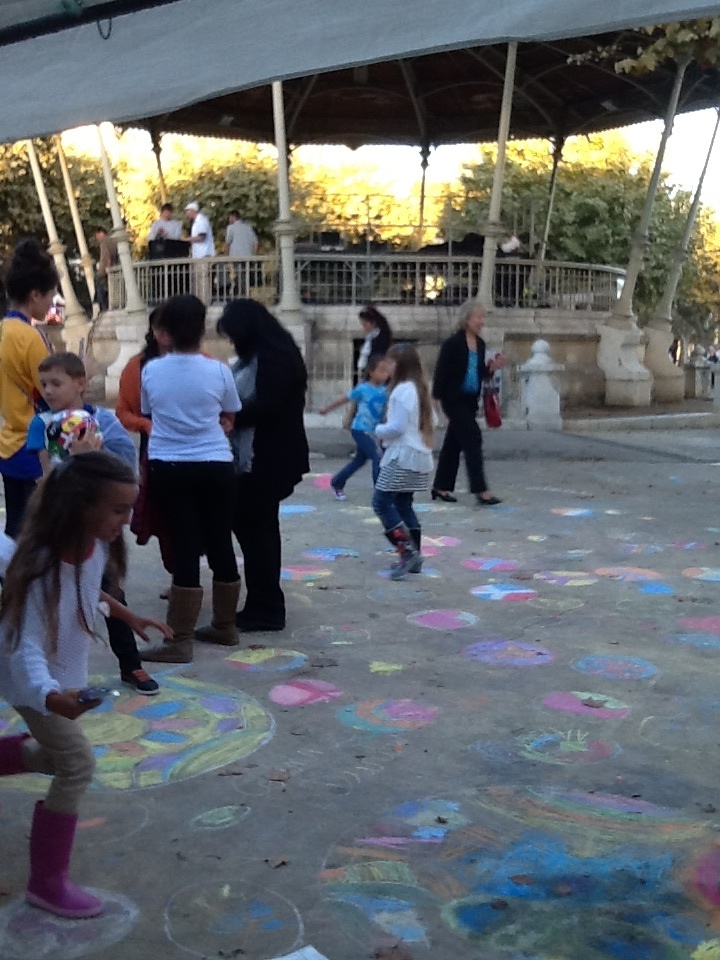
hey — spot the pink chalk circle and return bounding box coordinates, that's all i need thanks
[542,691,630,720]
[421,545,440,557]
[470,583,537,602]
[682,567,720,582]
[551,508,594,517]
[423,536,462,548]
[408,609,479,630]
[594,566,662,583]
[269,679,343,706]
[462,557,519,572]
[281,565,332,582]
[312,473,333,489]
[678,616,720,634]
[533,570,599,587]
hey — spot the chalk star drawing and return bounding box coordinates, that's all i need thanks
[470,583,537,602]
[0,676,274,791]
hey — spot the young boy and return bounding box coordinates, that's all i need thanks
[26,352,159,695]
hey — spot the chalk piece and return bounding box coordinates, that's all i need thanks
[272,948,330,960]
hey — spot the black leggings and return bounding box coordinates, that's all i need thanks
[2,474,38,539]
[233,474,284,626]
[149,460,238,588]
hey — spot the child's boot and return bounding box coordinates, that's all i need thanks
[0,734,29,776]
[26,801,103,918]
[384,523,422,580]
[195,580,241,646]
[142,585,203,663]
[409,528,424,573]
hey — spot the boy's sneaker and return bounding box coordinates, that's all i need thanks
[121,669,160,696]
[332,486,346,501]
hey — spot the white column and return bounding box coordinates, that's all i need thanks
[271,81,306,354]
[55,136,95,303]
[646,109,720,402]
[477,43,517,316]
[96,124,147,397]
[25,140,90,354]
[539,136,564,262]
[150,131,169,205]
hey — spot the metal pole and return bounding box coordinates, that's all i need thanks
[96,124,146,317]
[416,143,430,251]
[611,56,689,328]
[539,136,565,262]
[272,80,303,316]
[477,42,518,311]
[151,131,169,205]
[650,108,720,330]
[25,140,89,345]
[55,136,95,302]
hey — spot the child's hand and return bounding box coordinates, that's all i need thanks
[127,613,174,645]
[219,412,234,435]
[70,423,103,455]
[46,690,101,720]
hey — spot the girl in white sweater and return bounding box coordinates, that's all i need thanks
[373,344,434,579]
[0,452,170,918]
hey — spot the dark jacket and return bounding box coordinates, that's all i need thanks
[432,330,489,405]
[233,345,310,501]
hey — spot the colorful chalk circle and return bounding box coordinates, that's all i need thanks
[311,473,333,489]
[461,557,519,572]
[422,535,462,548]
[281,565,332,581]
[639,582,674,595]
[302,547,359,561]
[226,648,308,672]
[551,507,594,517]
[518,730,620,765]
[470,583,537,602]
[279,503,316,516]
[542,691,630,719]
[595,566,663,582]
[666,633,720,650]
[191,805,250,831]
[533,570,598,587]
[337,699,439,734]
[683,568,720,581]
[407,609,478,630]
[463,640,555,667]
[269,679,343,706]
[678,616,720,633]
[573,655,657,680]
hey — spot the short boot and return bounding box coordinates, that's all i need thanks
[409,528,424,573]
[142,585,203,663]
[384,523,422,580]
[0,734,30,776]
[26,801,103,919]
[195,580,241,646]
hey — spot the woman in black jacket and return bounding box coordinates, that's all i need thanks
[356,304,392,381]
[218,300,310,631]
[432,302,507,505]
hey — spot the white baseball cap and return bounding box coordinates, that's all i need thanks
[185,201,200,212]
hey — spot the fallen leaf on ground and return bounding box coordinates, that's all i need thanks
[582,698,607,708]
[266,856,289,868]
[268,769,291,782]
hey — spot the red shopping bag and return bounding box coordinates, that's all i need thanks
[483,387,502,429]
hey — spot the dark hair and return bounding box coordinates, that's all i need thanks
[218,299,307,393]
[140,305,163,367]
[93,226,107,235]
[363,353,386,380]
[359,304,392,340]
[229,210,240,218]
[0,452,136,655]
[386,343,433,448]
[155,295,205,351]
[38,351,86,379]
[161,203,173,213]
[5,239,59,303]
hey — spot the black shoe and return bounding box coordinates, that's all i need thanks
[431,489,458,503]
[121,669,160,696]
[476,495,503,506]
[235,612,285,633]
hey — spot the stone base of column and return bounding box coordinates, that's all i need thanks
[644,326,684,403]
[597,323,652,407]
[684,349,712,400]
[519,339,564,430]
[104,319,146,400]
[275,305,309,359]
[61,319,92,357]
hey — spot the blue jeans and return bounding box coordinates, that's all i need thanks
[372,489,419,533]
[332,429,381,490]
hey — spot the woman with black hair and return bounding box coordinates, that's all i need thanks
[357,304,392,381]
[0,240,57,537]
[218,299,309,632]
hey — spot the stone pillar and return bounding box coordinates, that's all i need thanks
[56,136,95,304]
[25,140,90,355]
[271,81,306,355]
[684,346,712,400]
[96,125,147,395]
[519,339,564,430]
[646,109,720,403]
[477,42,517,316]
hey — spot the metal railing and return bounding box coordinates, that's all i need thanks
[108,255,624,312]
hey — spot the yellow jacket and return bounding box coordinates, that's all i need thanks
[0,318,50,460]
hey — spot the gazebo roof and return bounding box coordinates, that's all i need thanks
[129,34,720,148]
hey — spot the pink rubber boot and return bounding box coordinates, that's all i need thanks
[26,801,103,918]
[0,734,29,776]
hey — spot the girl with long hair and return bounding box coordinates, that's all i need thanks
[0,452,170,918]
[356,304,392,381]
[372,343,434,579]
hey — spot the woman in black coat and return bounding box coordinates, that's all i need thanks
[218,300,310,631]
[356,304,392,381]
[432,301,507,505]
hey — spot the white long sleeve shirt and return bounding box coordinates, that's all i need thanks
[0,542,108,715]
[375,381,433,473]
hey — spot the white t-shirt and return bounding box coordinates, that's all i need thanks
[149,218,183,241]
[0,541,108,714]
[190,212,215,258]
[141,354,241,462]
[225,219,258,257]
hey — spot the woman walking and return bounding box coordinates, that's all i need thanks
[218,299,309,632]
[432,301,507,506]
[356,304,392,381]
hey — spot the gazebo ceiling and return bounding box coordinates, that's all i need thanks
[129,34,720,149]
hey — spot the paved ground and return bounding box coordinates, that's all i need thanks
[3,428,720,959]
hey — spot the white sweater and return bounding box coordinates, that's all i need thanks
[0,542,108,715]
[375,381,434,473]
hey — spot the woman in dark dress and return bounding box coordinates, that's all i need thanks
[356,304,392,381]
[432,301,507,506]
[218,300,310,632]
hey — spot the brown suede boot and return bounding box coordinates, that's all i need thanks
[142,585,203,663]
[195,581,241,646]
